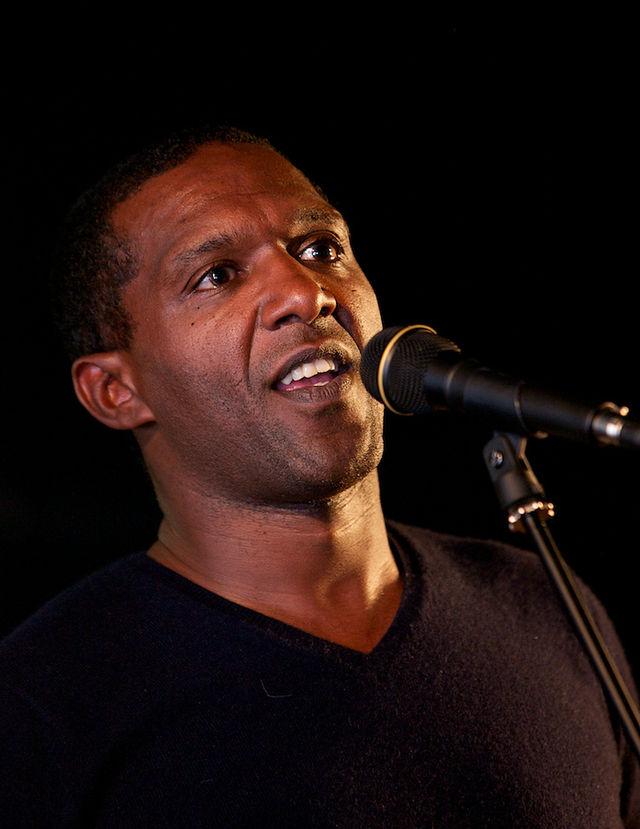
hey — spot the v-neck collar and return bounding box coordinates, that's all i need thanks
[134,521,425,669]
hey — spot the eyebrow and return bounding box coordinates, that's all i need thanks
[290,206,347,228]
[173,231,241,265]
[172,206,349,267]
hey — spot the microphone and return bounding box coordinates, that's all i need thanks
[360,324,640,449]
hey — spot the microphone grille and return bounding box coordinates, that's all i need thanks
[361,325,461,414]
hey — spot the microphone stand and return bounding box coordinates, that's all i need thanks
[483,431,640,762]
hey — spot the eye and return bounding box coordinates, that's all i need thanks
[192,264,236,292]
[298,237,343,264]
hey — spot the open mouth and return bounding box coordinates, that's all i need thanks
[273,354,351,393]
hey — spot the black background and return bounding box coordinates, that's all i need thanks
[2,19,638,682]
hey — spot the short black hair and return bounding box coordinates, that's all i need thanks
[50,126,277,362]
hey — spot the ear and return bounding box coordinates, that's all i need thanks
[71,351,155,431]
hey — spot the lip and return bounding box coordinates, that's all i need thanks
[270,343,355,389]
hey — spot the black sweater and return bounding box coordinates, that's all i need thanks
[1,522,638,827]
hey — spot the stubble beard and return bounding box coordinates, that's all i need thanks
[178,397,385,509]
[249,404,385,508]
[141,357,385,511]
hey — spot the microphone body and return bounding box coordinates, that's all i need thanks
[360,325,640,449]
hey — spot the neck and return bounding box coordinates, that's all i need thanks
[146,471,403,652]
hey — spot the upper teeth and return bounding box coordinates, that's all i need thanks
[281,358,337,385]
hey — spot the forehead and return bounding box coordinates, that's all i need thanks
[111,142,332,248]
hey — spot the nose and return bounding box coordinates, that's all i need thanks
[259,251,337,330]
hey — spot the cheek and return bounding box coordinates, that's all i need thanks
[364,290,384,334]
[343,281,383,343]
[130,321,243,426]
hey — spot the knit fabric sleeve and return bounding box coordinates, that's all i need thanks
[0,683,73,828]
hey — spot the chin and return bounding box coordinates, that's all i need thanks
[266,433,384,506]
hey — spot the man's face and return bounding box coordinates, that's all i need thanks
[113,142,384,505]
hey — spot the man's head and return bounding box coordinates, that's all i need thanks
[56,129,385,508]
[53,127,276,361]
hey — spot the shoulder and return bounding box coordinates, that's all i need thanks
[0,552,154,683]
[2,551,149,632]
[0,552,161,744]
[387,518,549,595]
[387,518,634,675]
[0,551,205,700]
[0,550,248,740]
[388,517,638,693]
[0,549,262,704]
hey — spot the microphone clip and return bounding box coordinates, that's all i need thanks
[483,432,555,533]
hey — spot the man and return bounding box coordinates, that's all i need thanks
[1,127,638,826]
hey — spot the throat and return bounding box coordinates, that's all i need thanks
[147,474,399,652]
